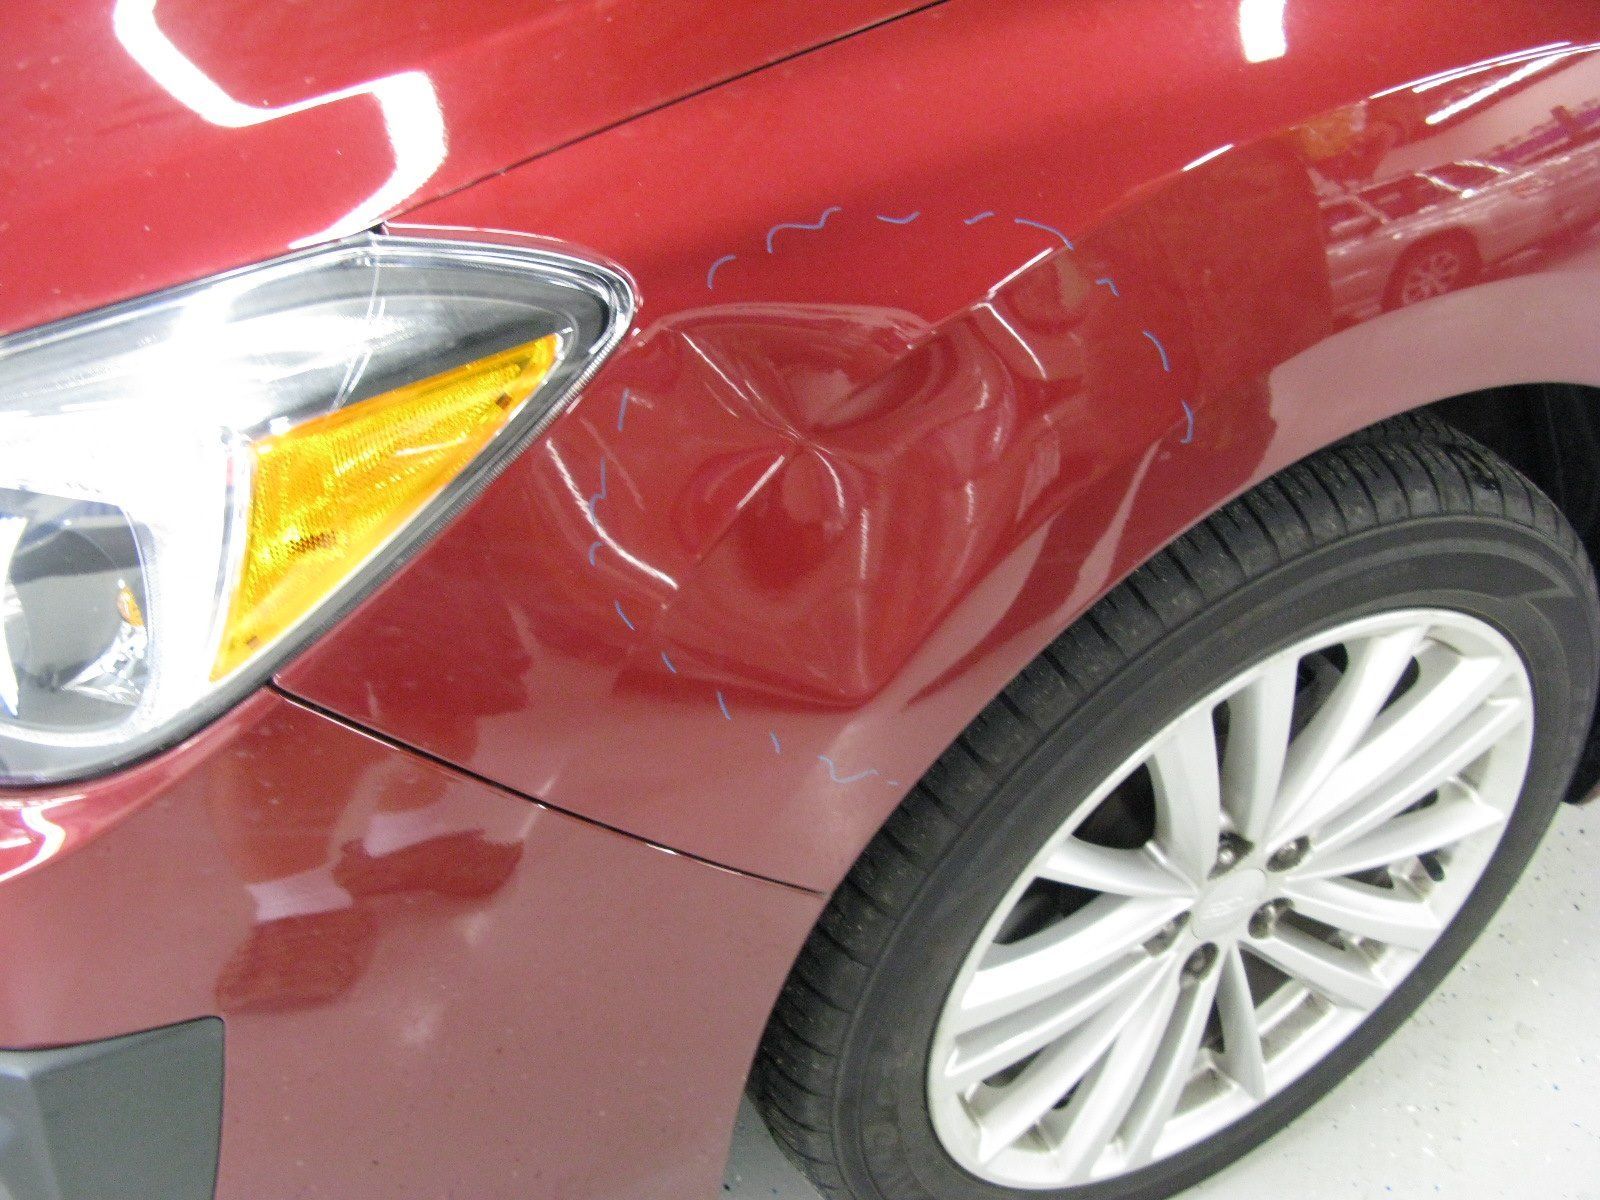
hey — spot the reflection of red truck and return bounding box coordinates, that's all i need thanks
[5,6,1600,1200]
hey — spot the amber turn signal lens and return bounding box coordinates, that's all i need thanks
[0,233,628,786]
[213,335,560,678]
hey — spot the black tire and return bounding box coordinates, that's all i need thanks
[752,417,1599,1200]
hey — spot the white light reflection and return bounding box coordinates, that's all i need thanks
[680,332,760,410]
[544,443,680,593]
[1182,143,1235,172]
[1239,0,1288,64]
[1425,52,1574,126]
[0,518,23,719]
[975,300,1048,380]
[985,247,1056,299]
[112,0,447,246]
[732,455,788,516]
[0,799,74,885]
[1388,42,1571,96]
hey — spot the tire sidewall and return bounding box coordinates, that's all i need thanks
[835,515,1596,1200]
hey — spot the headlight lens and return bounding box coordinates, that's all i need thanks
[0,234,631,784]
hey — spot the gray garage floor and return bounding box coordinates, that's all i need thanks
[725,804,1600,1199]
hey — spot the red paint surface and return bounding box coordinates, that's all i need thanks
[0,690,821,1200]
[0,0,922,337]
[282,2,1600,890]
[6,3,1600,1199]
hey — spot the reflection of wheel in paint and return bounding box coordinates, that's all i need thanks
[1384,235,1480,309]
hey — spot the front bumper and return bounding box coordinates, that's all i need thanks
[0,1020,223,1200]
[0,690,823,1200]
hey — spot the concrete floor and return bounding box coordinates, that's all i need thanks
[725,804,1600,1200]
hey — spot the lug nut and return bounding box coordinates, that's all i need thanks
[1212,833,1253,877]
[1183,943,1219,979]
[1248,899,1292,939]
[1267,837,1310,872]
[1143,912,1189,955]
[1420,852,1445,883]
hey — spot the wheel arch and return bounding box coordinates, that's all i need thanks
[1423,381,1600,798]
[825,250,1600,882]
[775,248,1600,894]
[778,144,1600,891]
[940,289,1600,819]
[749,393,1598,1200]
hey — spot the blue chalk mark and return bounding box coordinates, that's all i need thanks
[1094,277,1120,296]
[706,254,736,290]
[818,754,879,785]
[614,599,635,631]
[964,211,996,225]
[769,731,782,754]
[886,779,902,787]
[661,650,678,674]
[1014,216,1074,250]
[877,211,920,224]
[766,206,841,254]
[617,388,631,432]
[588,540,603,566]
[1142,329,1172,373]
[716,690,733,721]
[587,457,608,522]
[1180,400,1195,444]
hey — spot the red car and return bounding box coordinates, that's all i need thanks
[3,3,1599,1198]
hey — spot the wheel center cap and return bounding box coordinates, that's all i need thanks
[1191,869,1268,939]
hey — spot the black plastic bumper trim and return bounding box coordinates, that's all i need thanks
[0,1017,223,1200]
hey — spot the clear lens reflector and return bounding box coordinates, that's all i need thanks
[0,234,630,784]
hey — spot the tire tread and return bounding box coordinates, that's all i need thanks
[750,414,1597,1200]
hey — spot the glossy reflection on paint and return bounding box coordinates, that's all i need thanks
[288,34,1600,895]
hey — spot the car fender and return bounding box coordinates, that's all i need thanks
[279,1,1600,892]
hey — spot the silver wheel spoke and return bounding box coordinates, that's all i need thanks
[928,608,1532,1189]
[1039,840,1192,898]
[1245,926,1388,1010]
[956,895,1189,1032]
[969,960,1170,1163]
[1053,964,1185,1181]
[1270,626,1426,842]
[1282,878,1443,951]
[1309,697,1526,857]
[1221,654,1299,842]
[943,955,1164,1090]
[1298,789,1505,880]
[1215,944,1268,1100]
[1121,966,1224,1165]
[1280,648,1514,843]
[1149,707,1223,884]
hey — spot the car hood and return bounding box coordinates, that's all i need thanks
[1,0,920,337]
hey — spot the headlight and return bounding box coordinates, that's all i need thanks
[0,234,631,785]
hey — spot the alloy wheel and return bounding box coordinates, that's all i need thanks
[1398,248,1466,303]
[926,608,1533,1189]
